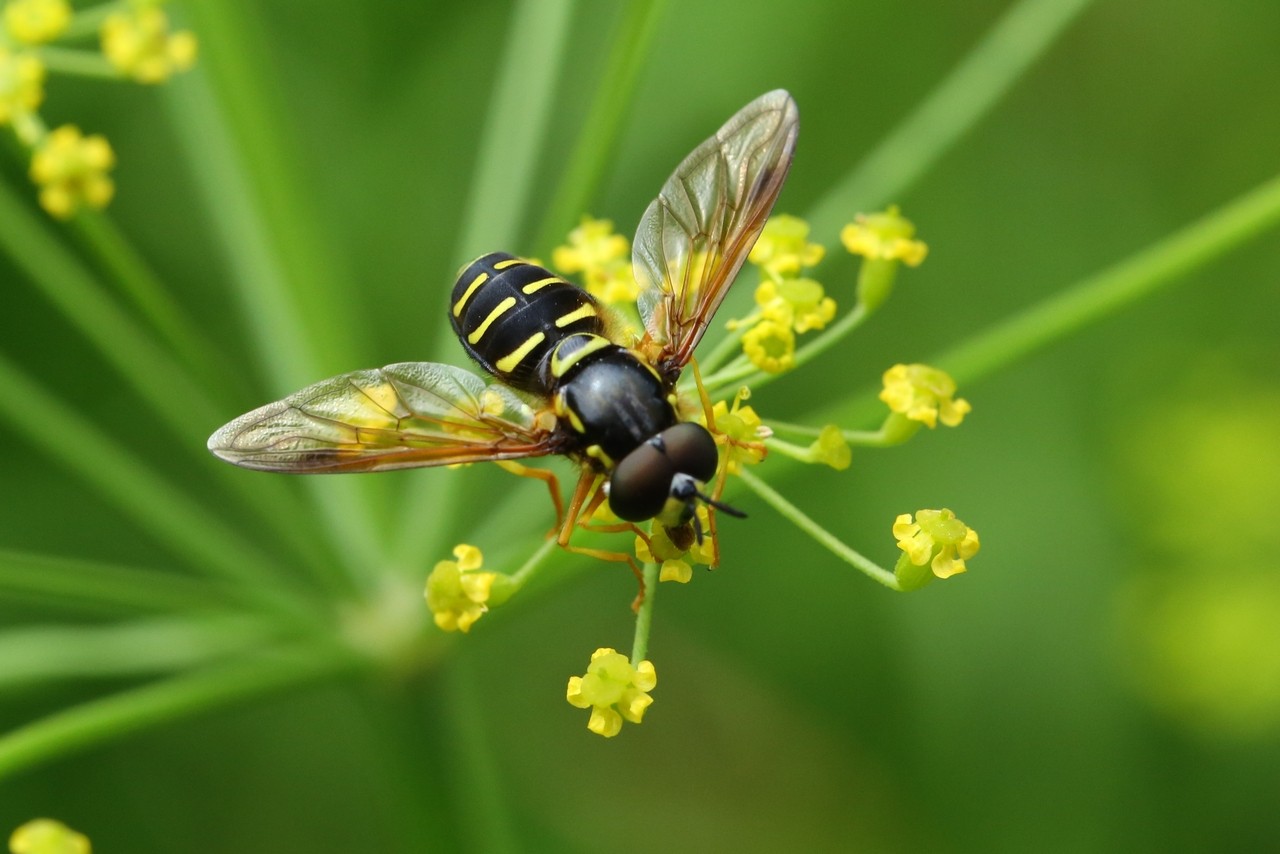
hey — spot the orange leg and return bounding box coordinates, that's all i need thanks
[496,459,564,533]
[557,469,647,610]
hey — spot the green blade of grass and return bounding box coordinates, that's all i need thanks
[159,62,388,589]
[0,616,278,689]
[394,0,577,570]
[0,179,345,591]
[0,642,361,781]
[807,0,1096,237]
[0,550,229,615]
[788,170,1280,450]
[0,353,317,620]
[533,0,670,256]
[69,210,250,404]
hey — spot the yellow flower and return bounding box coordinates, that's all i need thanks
[809,425,851,471]
[424,544,497,633]
[840,206,928,266]
[0,48,45,124]
[100,7,197,84]
[552,216,639,306]
[709,390,766,473]
[742,317,795,374]
[636,506,715,579]
[29,125,115,219]
[755,277,837,333]
[893,509,980,584]
[748,213,824,277]
[879,363,970,428]
[566,647,656,737]
[4,0,70,45]
[9,818,90,854]
[553,215,628,274]
[658,559,692,583]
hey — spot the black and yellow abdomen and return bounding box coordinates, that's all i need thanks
[451,252,606,395]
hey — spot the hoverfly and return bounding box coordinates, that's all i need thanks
[208,90,798,572]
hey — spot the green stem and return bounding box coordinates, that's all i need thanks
[0,616,278,688]
[0,643,361,781]
[0,353,317,620]
[706,303,871,396]
[534,0,670,256]
[939,172,1280,386]
[0,550,228,615]
[397,0,578,570]
[630,561,660,662]
[159,58,386,585]
[69,210,247,403]
[440,652,519,854]
[59,1,127,41]
[0,178,340,588]
[737,468,900,591]
[806,0,1096,238]
[505,537,559,591]
[35,46,120,79]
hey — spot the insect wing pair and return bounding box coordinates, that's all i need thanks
[208,91,799,524]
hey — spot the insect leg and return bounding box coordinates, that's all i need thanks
[495,459,563,533]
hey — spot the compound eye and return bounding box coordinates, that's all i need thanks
[608,442,674,522]
[658,423,719,483]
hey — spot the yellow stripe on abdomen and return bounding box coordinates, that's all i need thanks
[494,332,546,374]
[554,303,597,328]
[452,272,489,317]
[468,296,517,344]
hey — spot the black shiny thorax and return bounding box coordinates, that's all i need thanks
[556,348,676,465]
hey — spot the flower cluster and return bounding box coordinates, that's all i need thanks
[551,216,640,306]
[0,0,196,218]
[423,544,498,633]
[880,363,971,430]
[734,215,836,373]
[431,205,979,737]
[566,648,656,737]
[893,509,981,590]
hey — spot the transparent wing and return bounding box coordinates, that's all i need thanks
[633,90,799,375]
[207,362,560,473]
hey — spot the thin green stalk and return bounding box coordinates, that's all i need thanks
[35,46,119,78]
[938,172,1280,386]
[441,653,519,854]
[806,0,1096,238]
[506,536,560,590]
[396,0,578,570]
[738,468,900,590]
[630,561,660,662]
[0,353,317,620]
[800,170,1280,437]
[0,179,340,586]
[0,643,362,781]
[534,0,670,256]
[59,1,126,41]
[160,61,386,583]
[0,550,228,615]
[0,616,277,688]
[69,210,246,402]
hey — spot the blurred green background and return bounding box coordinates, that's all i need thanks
[3,0,1279,851]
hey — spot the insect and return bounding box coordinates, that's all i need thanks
[208,90,798,574]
